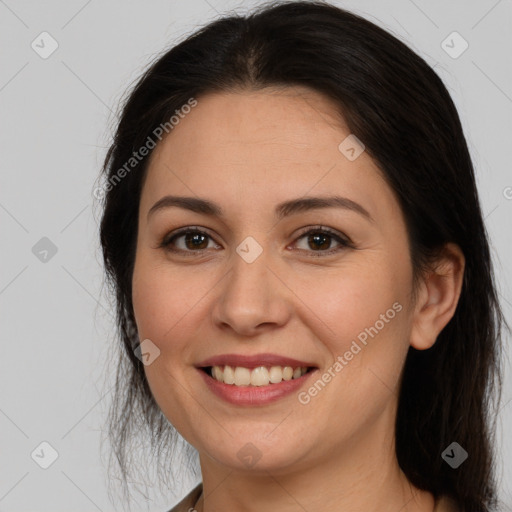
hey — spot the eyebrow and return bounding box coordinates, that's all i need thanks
[147,194,373,222]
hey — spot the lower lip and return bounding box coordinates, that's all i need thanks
[197,368,317,406]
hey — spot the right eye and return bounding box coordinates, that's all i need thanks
[159,227,221,256]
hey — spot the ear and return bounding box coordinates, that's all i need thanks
[410,243,465,350]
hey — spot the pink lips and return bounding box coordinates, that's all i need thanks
[195,353,318,406]
[198,367,317,406]
[196,352,316,370]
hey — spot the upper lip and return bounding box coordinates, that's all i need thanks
[196,353,317,369]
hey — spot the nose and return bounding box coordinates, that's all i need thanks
[211,248,292,337]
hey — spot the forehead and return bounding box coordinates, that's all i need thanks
[141,87,394,220]
[151,86,350,161]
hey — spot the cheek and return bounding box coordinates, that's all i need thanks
[131,255,192,347]
[132,273,167,340]
[131,256,206,438]
[298,261,409,348]
[299,269,411,428]
[300,257,412,392]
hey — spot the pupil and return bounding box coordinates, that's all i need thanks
[309,233,330,250]
[186,233,207,250]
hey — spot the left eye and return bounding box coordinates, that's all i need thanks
[159,226,352,257]
[293,227,351,254]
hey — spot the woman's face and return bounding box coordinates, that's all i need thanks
[132,87,418,474]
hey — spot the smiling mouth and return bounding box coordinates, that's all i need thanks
[199,365,316,387]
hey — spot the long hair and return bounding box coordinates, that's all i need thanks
[97,2,505,510]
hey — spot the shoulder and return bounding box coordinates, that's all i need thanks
[434,495,460,512]
[166,483,203,512]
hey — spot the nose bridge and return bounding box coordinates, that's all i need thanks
[212,236,290,333]
[227,238,273,307]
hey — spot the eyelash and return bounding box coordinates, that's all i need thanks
[158,225,353,258]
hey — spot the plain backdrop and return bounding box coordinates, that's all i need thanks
[1,0,511,510]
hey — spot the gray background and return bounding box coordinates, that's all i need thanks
[1,0,511,510]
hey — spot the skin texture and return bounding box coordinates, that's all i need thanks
[131,87,465,512]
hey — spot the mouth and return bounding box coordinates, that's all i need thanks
[195,353,319,405]
[195,356,319,406]
[198,365,317,386]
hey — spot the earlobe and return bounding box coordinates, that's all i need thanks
[409,243,465,351]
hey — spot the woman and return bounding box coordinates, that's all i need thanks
[97,2,505,511]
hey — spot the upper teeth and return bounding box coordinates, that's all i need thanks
[210,365,308,386]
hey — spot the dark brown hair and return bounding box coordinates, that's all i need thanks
[97,1,505,510]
